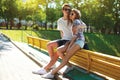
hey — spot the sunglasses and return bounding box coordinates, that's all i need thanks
[63,8,71,12]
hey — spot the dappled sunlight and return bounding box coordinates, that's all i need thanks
[91,40,96,46]
[98,34,118,52]
[94,34,120,56]
[33,30,61,40]
[85,33,120,57]
[101,34,120,57]
[0,30,39,43]
[1,30,120,57]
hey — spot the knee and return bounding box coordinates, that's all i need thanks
[66,50,69,54]
[62,58,69,63]
[57,48,63,55]
[47,42,51,48]
[57,49,61,56]
[47,42,57,48]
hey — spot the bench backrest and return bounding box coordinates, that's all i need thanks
[27,36,120,80]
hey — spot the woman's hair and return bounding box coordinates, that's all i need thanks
[72,8,81,19]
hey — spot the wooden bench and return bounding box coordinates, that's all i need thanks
[27,36,120,80]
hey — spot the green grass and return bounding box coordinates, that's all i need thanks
[33,30,61,40]
[85,33,120,56]
[0,30,39,43]
[0,29,120,57]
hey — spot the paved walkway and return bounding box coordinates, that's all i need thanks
[0,34,54,80]
[0,33,105,80]
[12,41,70,80]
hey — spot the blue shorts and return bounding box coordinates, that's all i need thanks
[75,40,85,48]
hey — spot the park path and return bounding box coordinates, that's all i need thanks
[0,33,52,80]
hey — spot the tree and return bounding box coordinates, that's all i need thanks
[0,0,18,29]
[79,0,116,34]
[113,0,120,34]
[5,0,18,29]
[16,0,46,30]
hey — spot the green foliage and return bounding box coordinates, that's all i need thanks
[0,0,120,33]
[46,8,57,23]
[1,0,18,19]
[78,0,119,34]
[1,30,120,57]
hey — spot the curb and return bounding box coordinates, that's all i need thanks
[11,41,66,80]
[11,41,43,67]
[1,33,43,67]
[1,33,71,80]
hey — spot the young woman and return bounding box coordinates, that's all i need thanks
[42,8,86,79]
[32,3,73,75]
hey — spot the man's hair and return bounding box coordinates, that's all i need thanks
[62,3,71,9]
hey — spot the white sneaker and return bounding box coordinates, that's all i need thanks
[42,72,54,79]
[32,68,47,75]
[64,66,74,74]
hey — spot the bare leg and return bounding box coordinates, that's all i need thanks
[44,41,70,71]
[47,41,58,58]
[57,43,69,59]
[51,44,81,74]
[44,41,59,71]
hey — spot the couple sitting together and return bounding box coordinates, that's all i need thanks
[33,3,88,79]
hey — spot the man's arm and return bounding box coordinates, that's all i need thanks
[59,30,63,38]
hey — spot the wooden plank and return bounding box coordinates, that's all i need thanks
[70,56,88,64]
[40,40,49,50]
[70,57,88,69]
[33,38,40,48]
[69,60,88,70]
[92,58,120,70]
[74,51,88,59]
[27,37,34,46]
[91,59,120,76]
[90,52,120,65]
[91,65,120,79]
[70,55,88,63]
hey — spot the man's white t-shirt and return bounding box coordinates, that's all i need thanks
[57,17,73,40]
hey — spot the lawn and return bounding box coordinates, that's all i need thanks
[1,29,120,57]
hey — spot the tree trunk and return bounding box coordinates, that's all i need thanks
[18,17,22,29]
[51,22,53,29]
[10,19,14,29]
[101,27,106,33]
[114,22,120,34]
[5,19,9,29]
[45,22,47,30]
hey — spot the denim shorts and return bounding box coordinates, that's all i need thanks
[75,40,85,48]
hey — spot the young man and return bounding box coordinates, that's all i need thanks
[33,3,73,75]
